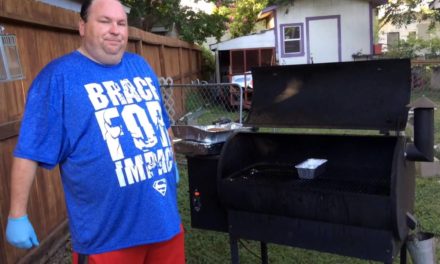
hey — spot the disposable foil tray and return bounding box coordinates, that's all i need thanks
[172,123,250,144]
[295,159,327,180]
[173,140,223,156]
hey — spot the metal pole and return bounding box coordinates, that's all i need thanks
[239,86,243,123]
[400,242,407,264]
[260,242,268,264]
[230,235,240,264]
[215,49,220,83]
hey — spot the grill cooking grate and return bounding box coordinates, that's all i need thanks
[226,163,390,196]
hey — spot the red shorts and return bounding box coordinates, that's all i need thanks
[72,227,185,264]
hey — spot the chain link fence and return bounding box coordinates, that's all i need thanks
[160,78,250,126]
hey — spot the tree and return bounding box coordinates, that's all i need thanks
[122,0,181,32]
[229,0,269,37]
[379,0,440,30]
[121,0,228,44]
[177,6,229,44]
[208,0,294,38]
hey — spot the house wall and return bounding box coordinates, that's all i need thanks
[378,20,440,51]
[276,0,373,65]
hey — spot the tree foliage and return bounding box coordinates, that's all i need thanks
[177,6,228,44]
[122,0,299,43]
[227,0,269,38]
[385,35,440,58]
[379,0,440,30]
[122,0,180,32]
[209,0,294,38]
[121,0,228,44]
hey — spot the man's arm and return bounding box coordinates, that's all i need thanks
[6,157,40,249]
[9,157,38,218]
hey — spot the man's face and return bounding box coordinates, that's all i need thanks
[79,0,128,65]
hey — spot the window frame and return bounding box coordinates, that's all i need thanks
[280,23,304,58]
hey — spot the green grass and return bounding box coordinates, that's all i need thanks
[414,177,440,236]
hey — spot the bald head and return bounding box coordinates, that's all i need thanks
[80,0,124,22]
[78,0,128,65]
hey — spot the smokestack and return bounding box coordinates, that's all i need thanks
[406,96,437,162]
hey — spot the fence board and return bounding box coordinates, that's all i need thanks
[164,46,181,80]
[0,120,20,141]
[0,0,201,263]
[412,59,440,66]
[144,45,163,77]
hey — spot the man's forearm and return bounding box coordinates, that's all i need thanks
[9,157,38,218]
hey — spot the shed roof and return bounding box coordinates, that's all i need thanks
[210,29,275,51]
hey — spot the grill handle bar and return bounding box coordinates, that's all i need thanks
[406,212,418,230]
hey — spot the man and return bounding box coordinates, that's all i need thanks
[5,0,184,263]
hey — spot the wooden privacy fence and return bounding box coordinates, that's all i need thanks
[0,0,201,263]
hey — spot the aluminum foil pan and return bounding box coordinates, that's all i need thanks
[172,123,250,143]
[173,139,223,156]
[295,159,328,180]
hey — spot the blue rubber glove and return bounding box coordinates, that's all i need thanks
[175,164,180,184]
[6,215,39,249]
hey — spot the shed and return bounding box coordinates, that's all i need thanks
[210,0,387,83]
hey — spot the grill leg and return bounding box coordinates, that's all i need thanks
[400,241,407,264]
[230,235,240,264]
[260,242,268,264]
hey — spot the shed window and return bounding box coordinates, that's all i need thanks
[281,23,304,57]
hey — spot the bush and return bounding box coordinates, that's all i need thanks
[384,36,440,59]
[200,46,215,82]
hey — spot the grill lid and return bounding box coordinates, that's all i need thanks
[247,59,411,131]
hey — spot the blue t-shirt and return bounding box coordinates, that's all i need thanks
[14,51,181,254]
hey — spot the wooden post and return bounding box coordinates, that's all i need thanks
[136,39,143,58]
[178,47,183,83]
[159,44,167,78]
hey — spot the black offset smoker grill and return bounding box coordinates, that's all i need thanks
[177,59,435,264]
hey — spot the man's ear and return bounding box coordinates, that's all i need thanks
[79,19,86,37]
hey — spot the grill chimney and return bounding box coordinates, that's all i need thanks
[406,96,437,162]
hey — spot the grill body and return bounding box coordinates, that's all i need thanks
[217,132,415,262]
[183,59,432,263]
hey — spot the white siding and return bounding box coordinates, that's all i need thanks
[276,0,372,65]
[379,20,440,43]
